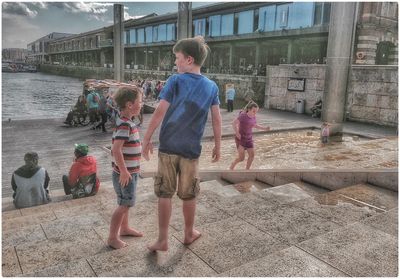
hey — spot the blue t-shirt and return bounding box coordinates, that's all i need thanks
[226,88,236,100]
[158,73,220,159]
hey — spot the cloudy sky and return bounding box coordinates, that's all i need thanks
[2,2,214,49]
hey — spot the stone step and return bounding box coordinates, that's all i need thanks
[230,180,271,193]
[328,183,398,212]
[254,181,321,204]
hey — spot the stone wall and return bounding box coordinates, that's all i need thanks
[39,64,267,106]
[265,65,325,113]
[265,64,398,126]
[347,65,398,126]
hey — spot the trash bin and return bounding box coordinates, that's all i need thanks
[296,99,305,114]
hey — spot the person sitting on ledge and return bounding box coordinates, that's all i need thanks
[62,144,100,199]
[12,152,50,208]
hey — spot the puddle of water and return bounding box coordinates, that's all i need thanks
[137,130,397,170]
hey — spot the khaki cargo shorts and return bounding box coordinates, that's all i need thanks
[154,152,200,200]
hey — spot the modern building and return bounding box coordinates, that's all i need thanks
[42,2,397,73]
[27,32,75,64]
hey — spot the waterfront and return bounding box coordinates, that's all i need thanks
[2,72,83,121]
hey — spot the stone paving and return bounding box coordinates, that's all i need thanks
[2,109,398,276]
[2,176,398,277]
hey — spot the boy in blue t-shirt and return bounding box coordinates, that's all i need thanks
[142,36,222,252]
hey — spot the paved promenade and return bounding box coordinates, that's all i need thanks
[2,109,398,277]
[2,108,397,197]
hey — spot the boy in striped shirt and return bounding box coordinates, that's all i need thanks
[107,86,143,249]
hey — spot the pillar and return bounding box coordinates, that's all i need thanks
[322,2,357,141]
[177,2,192,40]
[113,4,124,81]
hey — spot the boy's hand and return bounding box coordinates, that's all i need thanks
[142,139,153,161]
[211,146,220,162]
[120,170,132,187]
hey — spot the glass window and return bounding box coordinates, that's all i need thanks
[193,18,206,36]
[129,29,136,44]
[145,26,153,43]
[258,5,276,31]
[167,23,176,41]
[322,3,331,24]
[153,26,158,42]
[276,4,289,28]
[137,28,145,44]
[221,14,234,36]
[314,3,323,25]
[124,31,128,45]
[238,10,254,34]
[158,24,167,41]
[209,15,221,37]
[288,2,313,29]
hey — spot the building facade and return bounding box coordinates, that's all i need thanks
[27,32,74,64]
[42,2,397,72]
[2,48,28,62]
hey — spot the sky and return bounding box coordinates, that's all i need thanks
[2,1,215,49]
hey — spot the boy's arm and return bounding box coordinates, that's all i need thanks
[112,140,132,187]
[211,104,222,162]
[142,99,170,161]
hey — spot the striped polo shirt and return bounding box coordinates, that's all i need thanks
[111,116,141,174]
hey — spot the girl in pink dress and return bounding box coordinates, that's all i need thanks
[230,101,270,170]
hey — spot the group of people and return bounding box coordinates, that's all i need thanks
[129,79,165,101]
[12,36,330,253]
[12,143,99,209]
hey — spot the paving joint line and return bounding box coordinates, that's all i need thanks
[339,194,386,212]
[85,258,99,277]
[170,234,220,275]
[13,245,24,276]
[295,244,353,277]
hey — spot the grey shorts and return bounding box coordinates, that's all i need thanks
[154,152,200,200]
[112,171,138,207]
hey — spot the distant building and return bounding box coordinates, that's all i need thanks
[2,48,28,62]
[27,32,75,64]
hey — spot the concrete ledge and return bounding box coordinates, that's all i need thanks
[141,169,398,192]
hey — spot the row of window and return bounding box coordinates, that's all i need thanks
[124,23,176,45]
[124,2,331,45]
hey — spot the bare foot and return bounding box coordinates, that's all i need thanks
[120,228,143,237]
[147,240,168,252]
[184,229,201,245]
[107,238,128,249]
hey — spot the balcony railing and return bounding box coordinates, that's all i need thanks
[99,39,113,47]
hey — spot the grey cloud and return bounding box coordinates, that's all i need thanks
[2,2,38,17]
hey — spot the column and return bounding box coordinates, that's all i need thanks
[113,4,124,81]
[177,2,192,40]
[322,2,357,141]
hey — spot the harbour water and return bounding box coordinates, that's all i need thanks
[2,72,83,121]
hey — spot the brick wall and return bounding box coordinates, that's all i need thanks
[265,64,398,126]
[265,65,325,113]
[347,65,398,126]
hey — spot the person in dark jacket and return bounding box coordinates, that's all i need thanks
[11,152,50,208]
[62,144,100,199]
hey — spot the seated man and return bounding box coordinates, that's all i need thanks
[12,152,50,208]
[311,99,322,118]
[63,144,100,199]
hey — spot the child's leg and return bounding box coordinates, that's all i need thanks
[108,205,129,249]
[245,148,255,169]
[120,210,143,237]
[229,145,245,170]
[148,197,172,251]
[183,199,201,244]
